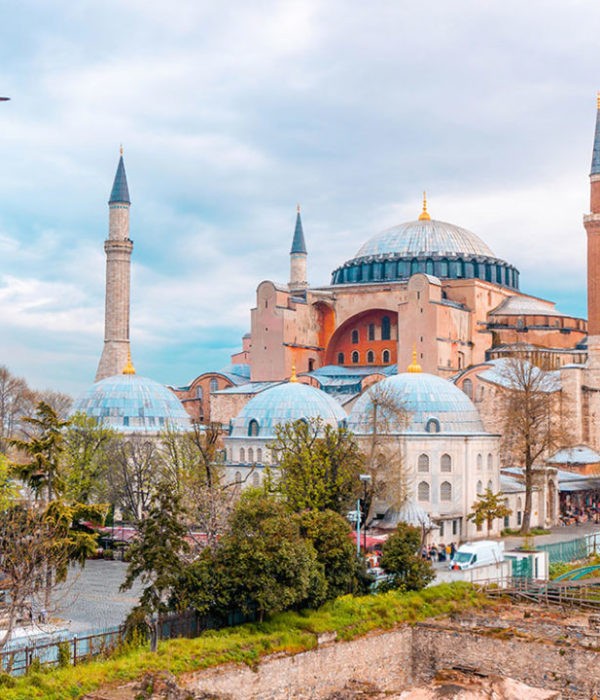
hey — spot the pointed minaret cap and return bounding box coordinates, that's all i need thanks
[418,191,431,221]
[109,147,131,205]
[122,348,136,375]
[407,346,422,373]
[290,205,307,254]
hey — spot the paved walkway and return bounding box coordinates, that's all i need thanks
[502,521,600,551]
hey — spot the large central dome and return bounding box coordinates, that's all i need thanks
[354,218,496,259]
[331,204,519,290]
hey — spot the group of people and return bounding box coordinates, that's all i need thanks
[560,503,600,526]
[420,542,457,563]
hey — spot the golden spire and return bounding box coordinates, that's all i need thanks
[290,364,298,382]
[407,345,422,373]
[122,348,136,375]
[597,92,600,110]
[119,144,124,156]
[418,191,431,221]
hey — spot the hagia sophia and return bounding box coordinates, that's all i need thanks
[71,96,600,540]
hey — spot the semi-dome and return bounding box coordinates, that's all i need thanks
[348,371,485,435]
[72,373,191,433]
[331,202,519,290]
[230,381,347,439]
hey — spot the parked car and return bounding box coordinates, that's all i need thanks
[449,540,504,570]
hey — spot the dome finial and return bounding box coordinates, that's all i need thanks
[297,203,301,213]
[407,345,422,373]
[418,191,431,221]
[122,348,136,375]
[290,364,298,383]
[597,92,600,110]
[119,143,124,157]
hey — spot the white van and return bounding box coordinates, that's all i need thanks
[449,540,504,570]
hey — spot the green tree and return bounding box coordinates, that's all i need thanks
[0,454,18,508]
[218,490,325,621]
[379,523,435,591]
[297,508,360,599]
[467,488,512,537]
[10,401,69,504]
[269,418,365,514]
[121,481,190,616]
[62,413,115,503]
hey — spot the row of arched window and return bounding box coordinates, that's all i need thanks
[417,480,453,502]
[195,378,219,400]
[233,471,261,488]
[476,453,495,470]
[238,447,264,463]
[351,317,392,344]
[417,453,452,472]
[331,257,519,290]
[338,349,392,365]
[476,479,495,494]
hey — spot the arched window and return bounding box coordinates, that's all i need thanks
[234,471,242,485]
[462,378,473,400]
[425,418,440,433]
[487,479,493,492]
[517,497,523,526]
[382,349,390,364]
[418,481,430,501]
[252,472,260,487]
[256,448,263,463]
[417,453,429,473]
[440,481,452,501]
[476,480,483,495]
[487,453,494,470]
[248,448,254,463]
[476,454,483,471]
[368,323,375,340]
[248,419,259,436]
[351,351,359,364]
[337,352,345,365]
[239,448,246,462]
[195,386,203,400]
[367,350,374,363]
[210,378,218,392]
[441,454,452,472]
[381,316,391,340]
[351,329,359,344]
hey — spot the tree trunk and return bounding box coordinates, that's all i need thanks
[520,463,533,535]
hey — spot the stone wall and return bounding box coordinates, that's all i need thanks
[184,621,600,699]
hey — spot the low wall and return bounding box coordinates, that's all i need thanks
[185,621,600,699]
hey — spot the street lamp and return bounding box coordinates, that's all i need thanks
[359,473,372,555]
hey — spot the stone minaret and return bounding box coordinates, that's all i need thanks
[289,205,308,295]
[585,95,600,368]
[95,149,133,381]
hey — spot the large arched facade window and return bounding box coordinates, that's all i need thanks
[367,350,374,363]
[368,323,375,341]
[210,378,218,392]
[382,349,390,364]
[417,454,429,472]
[476,454,483,471]
[337,352,345,365]
[351,351,359,364]
[418,481,430,501]
[440,454,452,472]
[195,386,203,400]
[351,329,359,344]
[248,419,259,436]
[487,453,494,470]
[256,448,263,463]
[239,448,245,463]
[425,418,440,433]
[381,316,391,340]
[440,481,452,501]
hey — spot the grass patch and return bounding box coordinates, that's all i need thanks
[549,555,600,580]
[0,582,489,700]
[501,528,552,536]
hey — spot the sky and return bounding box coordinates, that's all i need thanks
[1,1,599,396]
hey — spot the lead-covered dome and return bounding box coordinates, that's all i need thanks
[72,373,191,433]
[355,219,495,259]
[331,208,519,290]
[348,372,485,435]
[230,381,347,439]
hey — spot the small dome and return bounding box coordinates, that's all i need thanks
[355,218,495,259]
[379,499,434,530]
[230,381,347,438]
[348,372,485,434]
[72,374,191,433]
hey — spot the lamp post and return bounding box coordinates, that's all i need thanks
[359,473,372,555]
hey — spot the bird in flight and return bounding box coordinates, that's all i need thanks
[0,97,10,101]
